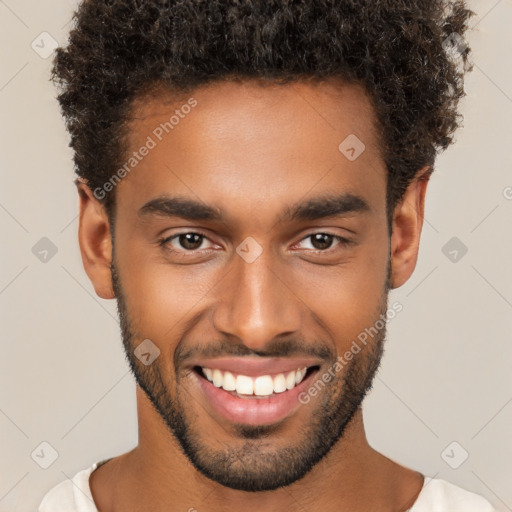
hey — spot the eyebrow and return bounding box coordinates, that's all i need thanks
[138,192,371,223]
[278,192,371,223]
[139,196,223,221]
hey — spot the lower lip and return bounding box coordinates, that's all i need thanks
[194,369,317,426]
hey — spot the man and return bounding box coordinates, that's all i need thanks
[38,0,496,510]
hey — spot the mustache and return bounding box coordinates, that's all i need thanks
[175,338,335,366]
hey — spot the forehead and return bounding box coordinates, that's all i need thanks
[116,79,386,227]
[128,78,381,153]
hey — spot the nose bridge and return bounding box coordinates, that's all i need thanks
[213,247,301,349]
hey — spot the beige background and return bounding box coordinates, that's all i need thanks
[1,1,511,511]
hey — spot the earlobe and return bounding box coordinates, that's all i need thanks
[389,167,430,290]
[76,182,115,300]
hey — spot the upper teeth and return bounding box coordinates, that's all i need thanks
[201,367,308,396]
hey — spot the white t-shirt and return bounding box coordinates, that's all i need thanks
[38,459,497,512]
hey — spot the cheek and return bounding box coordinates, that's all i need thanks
[115,221,388,347]
[117,241,218,339]
[297,236,388,348]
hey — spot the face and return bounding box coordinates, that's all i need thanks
[81,79,425,492]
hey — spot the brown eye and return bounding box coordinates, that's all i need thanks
[309,233,335,250]
[160,232,213,253]
[295,232,354,253]
[177,233,204,250]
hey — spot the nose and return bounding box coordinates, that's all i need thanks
[212,248,302,352]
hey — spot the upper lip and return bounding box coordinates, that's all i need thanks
[191,357,322,377]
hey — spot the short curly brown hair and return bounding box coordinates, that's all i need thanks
[51,0,474,228]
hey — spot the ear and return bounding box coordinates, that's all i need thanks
[76,181,115,299]
[389,166,431,290]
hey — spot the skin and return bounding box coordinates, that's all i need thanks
[78,79,429,511]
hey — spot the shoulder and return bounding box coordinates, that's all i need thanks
[410,477,497,512]
[37,462,101,512]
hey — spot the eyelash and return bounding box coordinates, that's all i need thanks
[158,231,354,256]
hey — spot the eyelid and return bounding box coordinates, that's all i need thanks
[159,230,219,253]
[292,232,354,252]
[159,230,354,256]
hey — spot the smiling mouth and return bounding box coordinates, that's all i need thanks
[193,365,320,399]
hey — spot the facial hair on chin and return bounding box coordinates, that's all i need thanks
[110,257,389,492]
